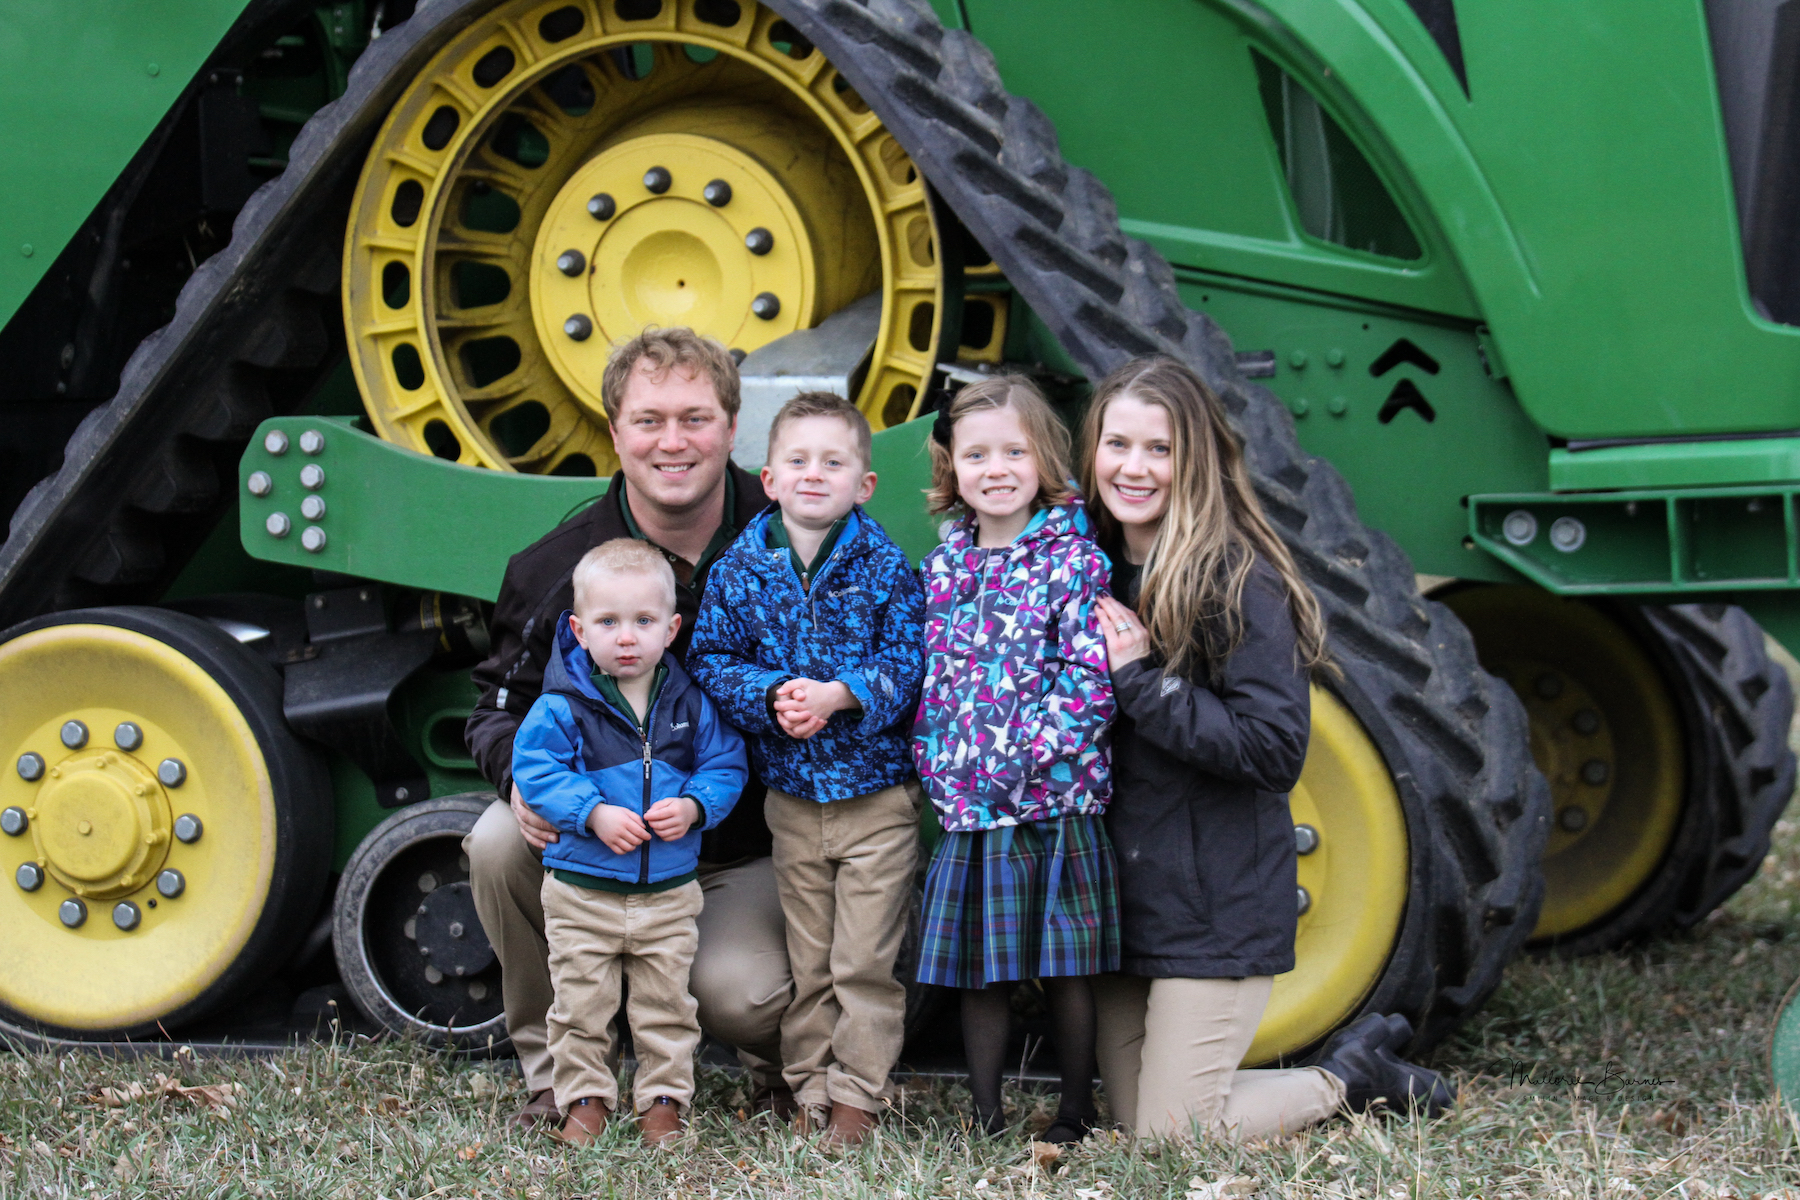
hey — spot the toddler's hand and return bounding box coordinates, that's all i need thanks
[588,804,650,855]
[774,678,857,739]
[645,796,703,841]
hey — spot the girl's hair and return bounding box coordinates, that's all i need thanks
[1079,356,1329,678]
[925,375,1077,515]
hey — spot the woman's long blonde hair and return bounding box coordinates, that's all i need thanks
[1079,356,1329,679]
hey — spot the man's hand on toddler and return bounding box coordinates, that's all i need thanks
[773,678,862,739]
[587,803,651,855]
[644,796,704,841]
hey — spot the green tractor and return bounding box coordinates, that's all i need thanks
[0,0,1791,1069]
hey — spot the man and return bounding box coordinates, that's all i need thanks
[465,327,794,1127]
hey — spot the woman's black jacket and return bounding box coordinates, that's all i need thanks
[1105,558,1311,978]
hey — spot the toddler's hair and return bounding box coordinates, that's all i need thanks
[925,374,1076,515]
[766,391,873,468]
[599,327,741,424]
[572,538,677,613]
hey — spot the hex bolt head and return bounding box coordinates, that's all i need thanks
[59,898,86,928]
[1294,823,1320,855]
[266,512,292,538]
[1558,805,1590,833]
[1502,509,1538,547]
[246,470,273,497]
[156,869,186,899]
[1289,398,1310,418]
[1327,396,1349,416]
[158,758,187,788]
[299,463,326,490]
[751,292,781,320]
[263,429,290,456]
[1571,709,1601,736]
[563,313,593,341]
[587,193,616,220]
[1,807,26,836]
[60,720,88,749]
[300,495,327,521]
[15,862,43,892]
[702,179,732,206]
[301,525,329,553]
[298,429,325,455]
[1549,516,1587,553]
[174,813,203,844]
[556,249,586,277]
[744,227,774,256]
[1296,886,1312,915]
[112,901,141,932]
[643,166,672,194]
[449,921,465,938]
[16,752,44,782]
[1326,348,1346,368]
[1581,758,1610,786]
[1288,349,1309,370]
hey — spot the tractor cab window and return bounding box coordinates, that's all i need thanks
[1253,52,1423,262]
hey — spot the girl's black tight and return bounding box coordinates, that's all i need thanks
[959,977,1099,1137]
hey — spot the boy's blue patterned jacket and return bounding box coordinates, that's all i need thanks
[690,505,926,803]
[513,614,747,885]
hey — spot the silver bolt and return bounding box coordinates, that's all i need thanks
[563,314,593,341]
[59,898,86,928]
[469,980,489,1001]
[158,758,187,787]
[301,525,329,553]
[556,249,586,276]
[1296,886,1312,915]
[246,470,273,497]
[16,752,44,782]
[1549,516,1587,553]
[417,872,438,893]
[264,429,290,456]
[1581,759,1610,786]
[61,720,88,749]
[15,862,43,892]
[1294,823,1319,855]
[114,722,143,751]
[300,495,326,521]
[643,166,672,193]
[424,965,444,984]
[156,869,185,899]
[173,813,202,844]
[744,227,774,255]
[449,921,464,938]
[587,193,616,220]
[751,292,780,320]
[112,901,141,931]
[394,785,411,803]
[702,179,732,206]
[1502,509,1537,546]
[1558,806,1589,833]
[1,807,26,836]
[298,429,325,455]
[266,512,292,538]
[299,463,325,490]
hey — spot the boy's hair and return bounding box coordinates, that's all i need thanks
[599,327,741,424]
[924,374,1076,515]
[572,538,677,614]
[766,391,873,468]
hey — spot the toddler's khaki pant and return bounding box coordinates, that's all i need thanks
[1094,974,1345,1140]
[765,781,921,1114]
[542,876,704,1116]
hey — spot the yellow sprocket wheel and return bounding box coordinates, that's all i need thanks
[344,0,946,474]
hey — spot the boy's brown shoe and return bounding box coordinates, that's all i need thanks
[553,1097,608,1147]
[513,1088,560,1129]
[750,1083,798,1121]
[820,1103,877,1151]
[637,1096,684,1147]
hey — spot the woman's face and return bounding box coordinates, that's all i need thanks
[1094,394,1174,532]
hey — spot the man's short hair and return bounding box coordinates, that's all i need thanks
[766,391,873,468]
[571,538,677,614]
[600,327,741,424]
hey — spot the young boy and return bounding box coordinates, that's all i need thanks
[690,392,926,1149]
[512,539,748,1149]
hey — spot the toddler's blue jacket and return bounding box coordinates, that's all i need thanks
[513,613,747,885]
[690,505,925,803]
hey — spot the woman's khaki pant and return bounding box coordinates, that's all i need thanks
[1094,974,1345,1140]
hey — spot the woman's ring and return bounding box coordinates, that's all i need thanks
[1114,621,1132,634]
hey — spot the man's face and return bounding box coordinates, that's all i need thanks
[570,571,680,681]
[759,414,877,532]
[609,361,735,517]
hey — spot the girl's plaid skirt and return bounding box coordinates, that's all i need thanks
[915,815,1120,988]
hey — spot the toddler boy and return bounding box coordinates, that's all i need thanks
[690,392,926,1149]
[512,538,748,1148]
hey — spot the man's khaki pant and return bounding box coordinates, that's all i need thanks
[464,799,792,1094]
[542,876,703,1115]
[1094,974,1346,1141]
[764,781,920,1114]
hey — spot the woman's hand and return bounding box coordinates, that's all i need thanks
[1097,595,1150,670]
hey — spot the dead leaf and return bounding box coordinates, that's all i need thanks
[377,1094,405,1115]
[1029,1141,1062,1170]
[457,1142,482,1161]
[1187,1177,1258,1200]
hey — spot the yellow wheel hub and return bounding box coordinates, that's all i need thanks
[1246,686,1408,1065]
[0,624,277,1031]
[1444,586,1685,941]
[345,0,944,474]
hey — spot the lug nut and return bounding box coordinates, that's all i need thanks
[1581,758,1610,786]
[298,429,325,455]
[263,429,289,456]
[1558,805,1589,832]
[751,292,780,320]
[156,869,186,899]
[1296,886,1312,916]
[564,314,593,341]
[702,179,732,206]
[300,495,327,521]
[174,813,203,844]
[556,249,586,276]
[247,470,273,497]
[1294,823,1319,855]
[61,720,88,749]
[299,463,325,490]
[1,807,26,836]
[266,512,292,538]
[587,193,616,220]
[16,752,44,782]
[114,722,143,752]
[744,227,774,255]
[449,921,465,938]
[15,862,43,892]
[113,901,141,931]
[59,898,87,928]
[158,758,187,788]
[643,166,672,194]
[301,526,329,553]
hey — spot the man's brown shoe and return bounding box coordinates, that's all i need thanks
[820,1103,877,1151]
[553,1097,608,1147]
[513,1088,560,1130]
[637,1096,684,1147]
[750,1083,798,1121]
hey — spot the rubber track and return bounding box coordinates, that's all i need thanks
[0,0,1550,1052]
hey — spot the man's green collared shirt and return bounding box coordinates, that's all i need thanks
[617,470,739,601]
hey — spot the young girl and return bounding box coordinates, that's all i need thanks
[912,375,1118,1143]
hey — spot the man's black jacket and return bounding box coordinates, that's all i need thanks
[465,462,774,863]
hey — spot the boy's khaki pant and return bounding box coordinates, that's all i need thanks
[541,875,704,1116]
[765,781,921,1114]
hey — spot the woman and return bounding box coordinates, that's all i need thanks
[1081,356,1453,1140]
